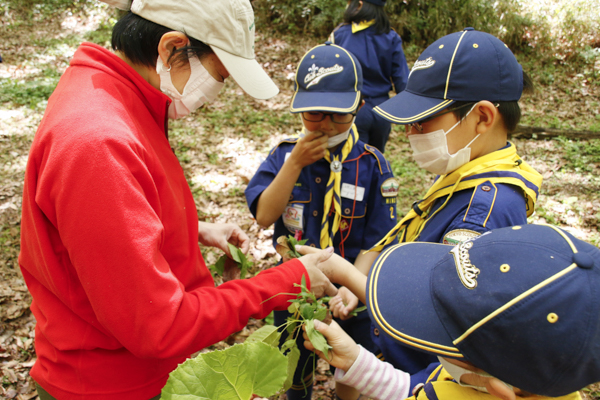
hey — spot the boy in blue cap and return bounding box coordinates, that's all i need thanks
[245,42,399,400]
[328,28,544,376]
[303,223,599,400]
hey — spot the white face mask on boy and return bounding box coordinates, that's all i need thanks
[437,357,513,393]
[156,55,224,119]
[408,104,478,175]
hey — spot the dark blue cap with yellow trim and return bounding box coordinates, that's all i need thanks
[374,28,523,124]
[367,224,600,397]
[290,42,362,114]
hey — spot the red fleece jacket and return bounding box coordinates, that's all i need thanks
[19,43,308,399]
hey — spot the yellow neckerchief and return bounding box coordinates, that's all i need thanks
[352,20,376,33]
[319,125,359,249]
[407,365,582,400]
[371,143,542,251]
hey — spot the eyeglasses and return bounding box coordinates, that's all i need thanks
[301,111,357,124]
[410,102,475,132]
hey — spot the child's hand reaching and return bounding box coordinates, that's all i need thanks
[289,130,328,168]
[329,286,359,320]
[303,319,360,372]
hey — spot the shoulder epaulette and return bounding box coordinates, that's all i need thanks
[269,137,299,156]
[363,143,392,175]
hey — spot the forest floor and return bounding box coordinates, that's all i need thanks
[1,3,599,399]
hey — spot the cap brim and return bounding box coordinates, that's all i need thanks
[211,46,279,100]
[289,91,361,114]
[367,242,465,358]
[373,90,455,124]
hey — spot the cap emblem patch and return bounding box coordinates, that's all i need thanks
[450,240,480,289]
[305,63,344,88]
[409,57,436,78]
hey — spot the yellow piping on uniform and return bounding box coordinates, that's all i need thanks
[482,182,498,227]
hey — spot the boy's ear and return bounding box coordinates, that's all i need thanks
[358,99,365,111]
[474,101,498,135]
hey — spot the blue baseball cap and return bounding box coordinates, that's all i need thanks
[374,28,523,124]
[367,224,600,397]
[290,42,363,114]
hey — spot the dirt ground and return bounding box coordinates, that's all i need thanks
[1,4,599,400]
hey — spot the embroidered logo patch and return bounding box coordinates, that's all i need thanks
[443,229,481,245]
[408,56,435,78]
[381,178,399,198]
[304,63,344,88]
[450,240,480,289]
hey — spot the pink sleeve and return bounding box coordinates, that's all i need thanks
[335,345,411,400]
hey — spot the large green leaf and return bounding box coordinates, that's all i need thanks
[282,346,301,392]
[245,324,281,348]
[161,342,288,399]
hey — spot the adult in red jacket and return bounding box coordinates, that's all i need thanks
[18,1,337,399]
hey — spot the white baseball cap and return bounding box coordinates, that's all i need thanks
[120,0,279,99]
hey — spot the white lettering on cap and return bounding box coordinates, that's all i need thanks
[305,64,344,88]
[450,240,480,289]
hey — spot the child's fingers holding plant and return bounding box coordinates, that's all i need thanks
[329,287,359,320]
[303,320,360,372]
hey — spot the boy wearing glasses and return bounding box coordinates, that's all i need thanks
[342,28,543,377]
[245,42,398,400]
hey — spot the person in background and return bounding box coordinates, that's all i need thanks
[19,0,338,399]
[329,0,409,153]
[303,223,598,400]
[245,42,399,400]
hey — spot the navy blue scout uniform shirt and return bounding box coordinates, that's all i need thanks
[246,136,398,260]
[331,24,409,100]
[373,181,530,374]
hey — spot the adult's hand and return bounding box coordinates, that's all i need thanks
[303,320,360,372]
[329,286,359,320]
[298,247,338,298]
[198,221,250,255]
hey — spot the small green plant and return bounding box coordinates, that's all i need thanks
[162,276,332,399]
[210,243,252,279]
[276,235,308,259]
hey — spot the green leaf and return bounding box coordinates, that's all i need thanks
[300,303,314,320]
[304,319,331,359]
[313,305,328,321]
[246,325,281,348]
[211,255,227,276]
[281,339,297,354]
[228,243,243,264]
[161,342,288,400]
[282,346,301,392]
[350,305,367,317]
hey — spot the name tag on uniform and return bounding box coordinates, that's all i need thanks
[282,204,304,232]
[285,152,291,162]
[341,183,365,201]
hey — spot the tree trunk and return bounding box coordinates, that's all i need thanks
[510,125,600,140]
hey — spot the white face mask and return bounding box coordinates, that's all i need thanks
[408,105,478,175]
[305,117,355,149]
[437,357,513,393]
[156,55,224,119]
